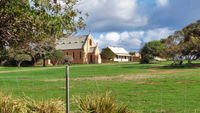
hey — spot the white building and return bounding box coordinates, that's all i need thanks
[108,47,131,62]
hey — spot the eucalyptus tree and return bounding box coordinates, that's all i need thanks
[161,20,200,64]
[0,0,87,66]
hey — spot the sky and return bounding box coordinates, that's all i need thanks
[75,0,200,51]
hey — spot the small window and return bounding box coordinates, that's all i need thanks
[68,42,71,44]
[53,0,57,3]
[66,52,68,55]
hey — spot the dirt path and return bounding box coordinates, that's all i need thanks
[43,69,188,82]
[43,74,154,82]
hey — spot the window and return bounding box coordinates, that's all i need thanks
[73,52,75,59]
[89,39,92,46]
[53,0,57,3]
[66,52,68,55]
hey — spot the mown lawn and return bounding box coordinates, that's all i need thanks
[0,61,200,113]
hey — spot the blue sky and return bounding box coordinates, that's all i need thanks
[75,0,200,51]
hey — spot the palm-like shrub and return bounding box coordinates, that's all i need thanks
[74,91,135,113]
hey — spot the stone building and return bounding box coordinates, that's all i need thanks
[56,34,102,64]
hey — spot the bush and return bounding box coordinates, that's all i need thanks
[140,54,154,64]
[0,92,65,113]
[74,91,135,113]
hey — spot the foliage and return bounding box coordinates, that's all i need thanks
[161,20,200,64]
[140,41,165,64]
[0,48,8,65]
[48,50,64,66]
[101,47,115,60]
[0,0,86,48]
[140,54,154,64]
[8,48,32,67]
[32,38,55,67]
[74,91,134,113]
[160,34,184,65]
[129,52,136,56]
[0,0,87,67]
[0,92,65,113]
[15,54,32,67]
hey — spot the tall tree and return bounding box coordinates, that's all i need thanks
[0,0,86,49]
[160,34,184,65]
[162,20,200,64]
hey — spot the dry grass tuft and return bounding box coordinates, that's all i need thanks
[74,91,136,113]
[0,92,65,113]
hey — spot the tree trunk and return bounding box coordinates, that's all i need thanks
[179,60,183,65]
[54,60,59,66]
[42,54,46,67]
[17,61,22,67]
[188,59,192,64]
[187,56,192,64]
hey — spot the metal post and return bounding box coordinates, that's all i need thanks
[66,64,70,113]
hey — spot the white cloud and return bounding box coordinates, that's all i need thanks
[76,0,148,31]
[143,28,173,42]
[95,28,174,51]
[156,0,169,7]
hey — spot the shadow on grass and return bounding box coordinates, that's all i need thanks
[121,62,200,70]
[158,63,200,69]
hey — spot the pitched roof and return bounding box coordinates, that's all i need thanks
[56,35,88,50]
[108,46,131,56]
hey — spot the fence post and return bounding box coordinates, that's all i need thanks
[66,64,70,113]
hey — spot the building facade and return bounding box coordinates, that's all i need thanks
[108,47,131,62]
[56,34,101,64]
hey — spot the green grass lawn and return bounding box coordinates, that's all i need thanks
[1,61,200,113]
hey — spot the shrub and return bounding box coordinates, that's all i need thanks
[140,54,154,64]
[74,91,135,113]
[0,92,65,113]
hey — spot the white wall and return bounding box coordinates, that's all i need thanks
[113,56,129,62]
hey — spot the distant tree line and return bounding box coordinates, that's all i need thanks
[0,0,86,67]
[140,20,200,65]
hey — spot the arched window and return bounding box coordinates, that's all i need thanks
[89,39,92,46]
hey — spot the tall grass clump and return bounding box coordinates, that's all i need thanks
[74,91,136,113]
[0,92,65,113]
